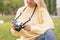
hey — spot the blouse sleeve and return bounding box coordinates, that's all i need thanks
[30,8,55,34]
[11,6,25,36]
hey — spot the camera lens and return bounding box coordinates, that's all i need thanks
[15,25,22,32]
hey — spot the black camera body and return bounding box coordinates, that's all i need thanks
[13,21,23,32]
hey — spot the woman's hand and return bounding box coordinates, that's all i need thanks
[23,24,31,31]
[12,24,16,30]
[12,24,31,31]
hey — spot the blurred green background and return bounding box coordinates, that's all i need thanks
[0,0,60,40]
[0,0,56,15]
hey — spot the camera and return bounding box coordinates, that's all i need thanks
[12,21,24,32]
[12,5,37,32]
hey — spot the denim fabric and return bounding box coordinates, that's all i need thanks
[36,29,56,40]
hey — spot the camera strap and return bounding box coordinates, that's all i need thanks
[13,4,37,25]
[13,6,27,21]
[23,5,37,25]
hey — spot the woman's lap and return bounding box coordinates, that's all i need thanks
[36,29,56,40]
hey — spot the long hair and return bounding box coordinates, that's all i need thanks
[24,0,46,8]
[40,0,46,8]
[24,0,47,24]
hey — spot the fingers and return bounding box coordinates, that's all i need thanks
[12,24,16,30]
[23,24,31,31]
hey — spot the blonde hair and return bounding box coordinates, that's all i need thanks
[24,0,46,24]
[40,0,46,8]
[24,0,46,8]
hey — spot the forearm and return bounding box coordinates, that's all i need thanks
[30,21,54,34]
[11,28,21,36]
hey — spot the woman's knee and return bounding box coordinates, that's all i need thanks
[36,29,56,40]
[44,29,56,40]
[36,35,45,40]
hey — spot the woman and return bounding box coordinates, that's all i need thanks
[11,0,56,40]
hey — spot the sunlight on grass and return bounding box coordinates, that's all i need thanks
[53,18,60,40]
[0,22,19,40]
[0,17,60,40]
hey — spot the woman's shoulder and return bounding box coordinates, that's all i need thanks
[39,7,47,11]
[17,6,26,12]
[16,6,26,14]
[39,7,50,16]
[39,7,49,14]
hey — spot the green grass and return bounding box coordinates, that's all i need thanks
[53,18,60,40]
[0,22,20,40]
[0,16,60,40]
[0,16,19,40]
[0,16,15,22]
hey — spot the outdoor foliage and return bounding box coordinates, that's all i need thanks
[45,0,56,15]
[0,16,15,22]
[0,0,24,15]
[0,0,56,15]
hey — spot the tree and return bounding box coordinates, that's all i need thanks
[44,0,56,15]
[0,0,56,15]
[0,0,4,16]
[0,0,24,15]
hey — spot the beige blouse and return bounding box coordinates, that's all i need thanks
[11,6,54,40]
